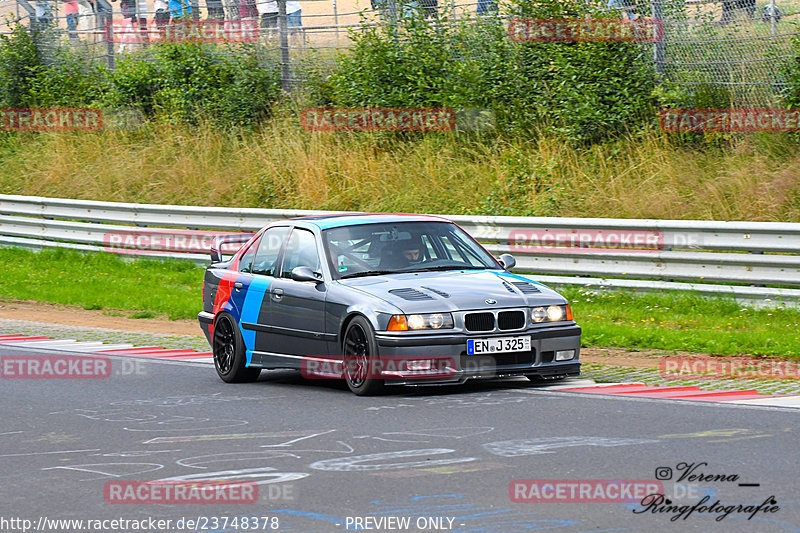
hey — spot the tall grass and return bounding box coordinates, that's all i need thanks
[1,113,799,221]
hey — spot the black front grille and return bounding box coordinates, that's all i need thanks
[497,310,525,330]
[465,312,494,332]
[493,350,535,366]
[461,350,535,369]
[540,351,554,363]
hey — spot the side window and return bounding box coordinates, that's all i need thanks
[252,227,290,276]
[281,229,321,278]
[238,235,261,273]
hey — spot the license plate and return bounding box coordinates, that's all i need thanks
[467,336,531,355]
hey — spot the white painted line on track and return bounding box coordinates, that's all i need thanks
[2,339,80,346]
[729,395,800,407]
[75,344,136,351]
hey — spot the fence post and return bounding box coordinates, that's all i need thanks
[95,0,115,69]
[15,0,36,28]
[278,0,291,92]
[333,0,340,45]
[770,0,776,35]
[652,0,665,77]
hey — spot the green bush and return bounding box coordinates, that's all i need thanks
[0,25,45,107]
[103,43,281,126]
[782,35,800,108]
[322,0,657,143]
[0,24,105,108]
[0,27,281,127]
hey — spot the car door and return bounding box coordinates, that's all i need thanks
[240,226,290,366]
[267,227,330,357]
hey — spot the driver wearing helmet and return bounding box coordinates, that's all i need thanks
[384,235,424,269]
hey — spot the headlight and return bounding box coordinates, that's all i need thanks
[531,307,548,323]
[530,305,571,323]
[389,313,454,331]
[546,305,563,321]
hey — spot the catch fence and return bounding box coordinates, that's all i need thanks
[1,0,799,103]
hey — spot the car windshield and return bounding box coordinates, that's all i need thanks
[323,221,500,279]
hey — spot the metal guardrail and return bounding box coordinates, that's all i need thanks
[2,194,800,304]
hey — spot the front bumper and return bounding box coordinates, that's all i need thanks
[374,323,581,385]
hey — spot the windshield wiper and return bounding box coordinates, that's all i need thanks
[402,265,488,273]
[340,270,397,279]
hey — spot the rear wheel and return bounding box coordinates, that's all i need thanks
[343,316,384,396]
[213,313,260,383]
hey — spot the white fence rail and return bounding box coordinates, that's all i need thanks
[2,194,800,304]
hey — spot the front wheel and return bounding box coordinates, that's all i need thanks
[343,316,384,396]
[213,313,261,383]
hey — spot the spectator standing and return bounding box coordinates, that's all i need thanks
[154,0,170,36]
[76,0,93,32]
[63,0,80,40]
[169,0,193,20]
[257,0,278,30]
[136,0,149,39]
[286,0,301,26]
[35,0,54,28]
[206,0,225,19]
[238,0,259,21]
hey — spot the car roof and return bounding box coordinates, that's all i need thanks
[286,213,452,231]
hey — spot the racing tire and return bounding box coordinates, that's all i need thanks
[343,316,384,396]
[213,313,261,383]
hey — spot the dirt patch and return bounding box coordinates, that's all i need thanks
[580,347,689,369]
[0,300,203,337]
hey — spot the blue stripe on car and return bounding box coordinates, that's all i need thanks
[238,277,271,366]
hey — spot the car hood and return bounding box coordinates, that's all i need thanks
[338,270,567,313]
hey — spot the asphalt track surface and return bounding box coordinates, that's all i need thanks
[2,344,799,533]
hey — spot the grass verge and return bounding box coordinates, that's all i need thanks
[1,118,799,221]
[0,248,202,320]
[1,248,799,358]
[561,287,800,359]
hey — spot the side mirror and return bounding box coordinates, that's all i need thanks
[498,253,516,271]
[291,266,323,283]
[210,246,223,264]
[210,233,254,264]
